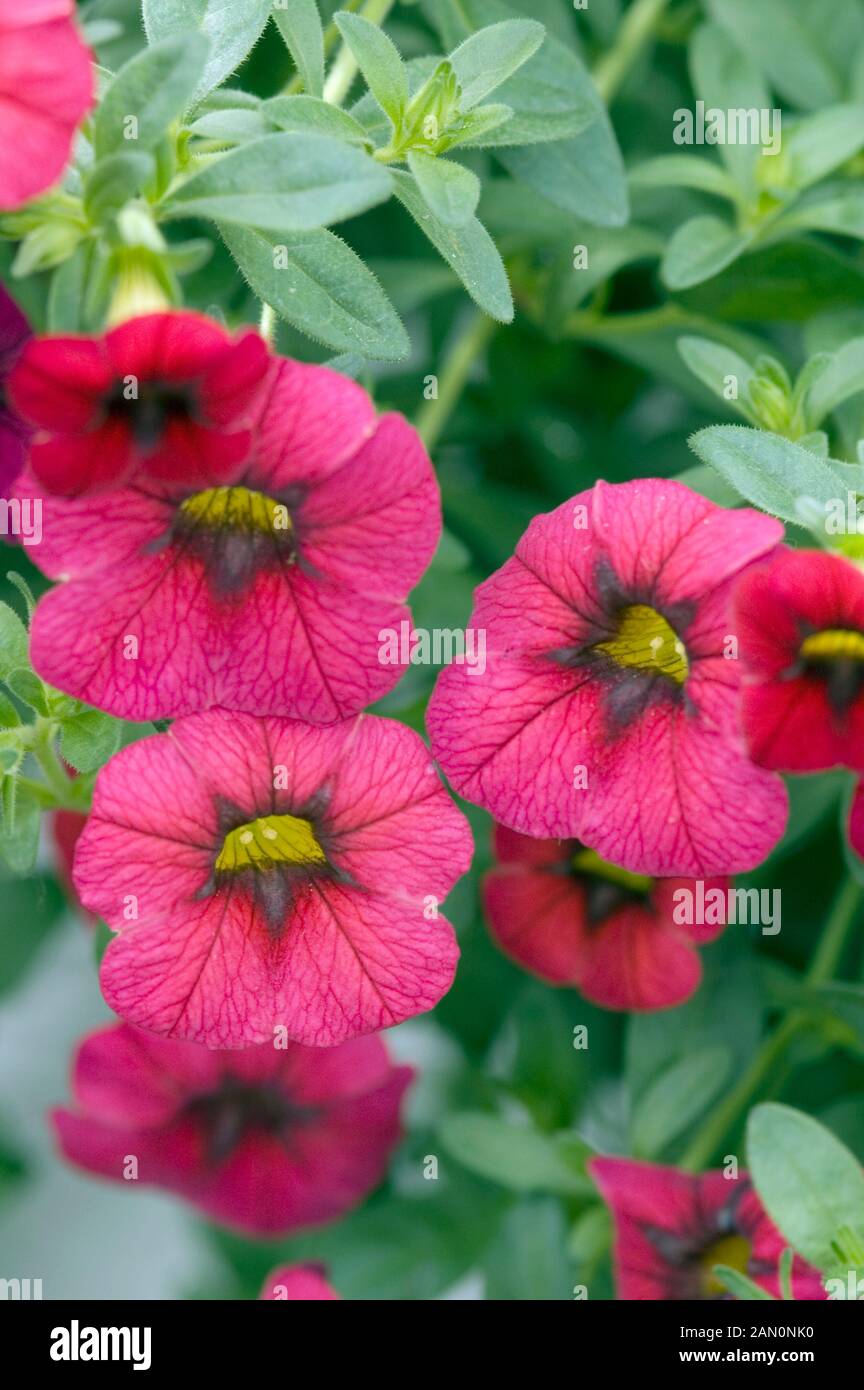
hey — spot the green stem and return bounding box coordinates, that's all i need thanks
[29,723,83,809]
[681,879,862,1172]
[415,310,496,453]
[322,0,396,106]
[807,877,861,984]
[281,0,364,94]
[15,776,66,810]
[592,0,670,105]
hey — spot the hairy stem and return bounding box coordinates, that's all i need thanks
[27,723,85,811]
[415,310,496,453]
[322,0,397,106]
[592,0,671,105]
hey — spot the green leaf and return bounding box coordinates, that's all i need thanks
[47,244,95,332]
[220,222,409,361]
[0,785,41,875]
[186,107,270,144]
[689,424,847,525]
[807,337,864,423]
[482,41,595,146]
[0,870,65,993]
[59,708,122,774]
[392,168,512,322]
[440,1111,593,1195]
[334,12,408,124]
[630,1047,734,1159]
[11,223,83,279]
[707,0,854,111]
[483,1199,572,1300]
[712,1266,776,1301]
[500,984,585,1131]
[0,603,29,681]
[407,151,480,227]
[450,103,514,148]
[84,152,156,222]
[779,106,864,193]
[142,0,271,101]
[540,223,661,331]
[680,239,864,322]
[748,1103,864,1271]
[0,692,20,729]
[163,133,393,233]
[787,188,864,246]
[689,22,770,200]
[629,155,737,201]
[662,216,749,291]
[678,335,756,416]
[263,95,369,146]
[442,3,594,146]
[94,34,209,158]
[448,19,545,110]
[498,111,628,228]
[4,669,47,714]
[272,0,325,99]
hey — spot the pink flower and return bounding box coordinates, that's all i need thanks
[428,479,786,877]
[590,1157,826,1301]
[0,0,93,211]
[735,548,864,772]
[0,284,32,488]
[74,710,469,1048]
[17,356,440,722]
[9,312,270,495]
[260,1264,339,1300]
[53,1021,410,1236]
[484,825,726,1011]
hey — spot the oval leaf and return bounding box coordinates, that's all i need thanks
[163,133,393,233]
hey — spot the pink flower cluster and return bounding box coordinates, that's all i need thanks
[3,18,851,1291]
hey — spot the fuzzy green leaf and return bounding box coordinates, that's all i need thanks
[163,133,393,233]
[220,222,409,361]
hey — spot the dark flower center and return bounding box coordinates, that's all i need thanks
[171,484,296,596]
[199,798,335,933]
[550,562,694,731]
[642,1186,763,1299]
[106,378,199,449]
[593,604,689,684]
[798,628,864,712]
[184,1077,318,1164]
[569,845,653,922]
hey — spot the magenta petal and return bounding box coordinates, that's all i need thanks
[260,1264,339,1300]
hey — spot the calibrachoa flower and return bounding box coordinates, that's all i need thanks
[484,824,727,1011]
[0,285,31,488]
[9,311,270,495]
[428,479,787,877]
[53,1021,411,1235]
[590,1157,826,1301]
[260,1265,339,1300]
[0,0,93,211]
[17,353,440,721]
[735,548,864,772]
[74,710,469,1048]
